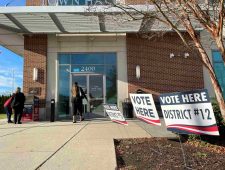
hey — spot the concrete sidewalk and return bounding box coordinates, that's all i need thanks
[0,119,175,170]
[0,120,151,170]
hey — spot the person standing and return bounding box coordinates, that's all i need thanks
[11,87,25,124]
[3,94,15,123]
[71,82,88,123]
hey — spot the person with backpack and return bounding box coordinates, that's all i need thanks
[71,82,88,123]
[3,94,15,123]
[11,87,25,124]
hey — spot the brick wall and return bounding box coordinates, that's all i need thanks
[26,0,47,6]
[127,33,204,96]
[23,34,48,108]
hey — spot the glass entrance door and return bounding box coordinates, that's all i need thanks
[89,75,105,117]
[71,74,105,118]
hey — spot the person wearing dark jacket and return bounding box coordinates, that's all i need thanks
[11,87,25,124]
[71,82,88,123]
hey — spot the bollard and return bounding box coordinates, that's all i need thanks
[50,99,55,122]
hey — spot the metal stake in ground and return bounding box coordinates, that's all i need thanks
[178,134,192,170]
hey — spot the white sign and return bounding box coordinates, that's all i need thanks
[159,89,219,136]
[103,104,128,125]
[130,94,161,126]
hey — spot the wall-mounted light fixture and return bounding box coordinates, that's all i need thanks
[136,65,141,80]
[169,52,189,59]
[33,68,38,81]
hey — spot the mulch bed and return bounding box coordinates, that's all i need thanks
[114,138,225,170]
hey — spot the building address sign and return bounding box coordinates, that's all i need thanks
[73,66,96,73]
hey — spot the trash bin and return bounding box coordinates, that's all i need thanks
[33,97,39,121]
[122,98,133,118]
[136,89,146,94]
[50,99,55,122]
[22,104,33,121]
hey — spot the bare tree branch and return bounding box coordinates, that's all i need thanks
[104,0,225,118]
[153,0,190,47]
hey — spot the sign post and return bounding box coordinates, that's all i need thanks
[159,89,219,168]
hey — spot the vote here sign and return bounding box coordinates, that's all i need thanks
[159,89,219,136]
[103,104,128,125]
[130,94,161,126]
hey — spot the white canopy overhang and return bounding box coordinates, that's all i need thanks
[0,6,203,34]
[0,6,148,34]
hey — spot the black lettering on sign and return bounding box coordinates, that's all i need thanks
[206,109,212,120]
[132,96,152,105]
[160,95,180,104]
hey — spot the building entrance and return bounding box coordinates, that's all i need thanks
[71,74,106,118]
[57,52,117,119]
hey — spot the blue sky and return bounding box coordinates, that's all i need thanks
[0,0,25,95]
[0,0,25,6]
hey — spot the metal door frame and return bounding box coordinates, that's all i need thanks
[70,73,106,116]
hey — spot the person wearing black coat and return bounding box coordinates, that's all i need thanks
[71,82,88,123]
[11,87,25,124]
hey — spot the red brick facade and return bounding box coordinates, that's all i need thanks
[127,33,204,95]
[23,34,48,108]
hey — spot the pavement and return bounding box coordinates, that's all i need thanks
[0,118,176,170]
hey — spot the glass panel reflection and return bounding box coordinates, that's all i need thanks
[106,65,117,104]
[59,54,70,64]
[71,53,104,64]
[105,53,117,64]
[89,75,103,98]
[213,51,225,98]
[72,75,87,94]
[58,65,70,117]
[89,75,104,114]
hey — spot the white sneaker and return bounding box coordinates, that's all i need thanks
[73,116,76,123]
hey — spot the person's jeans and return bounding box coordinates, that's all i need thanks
[4,107,12,122]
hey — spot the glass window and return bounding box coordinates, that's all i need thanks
[105,65,117,104]
[105,53,117,65]
[58,65,70,117]
[58,52,117,116]
[212,51,223,62]
[58,54,70,64]
[71,53,104,64]
[212,51,225,98]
